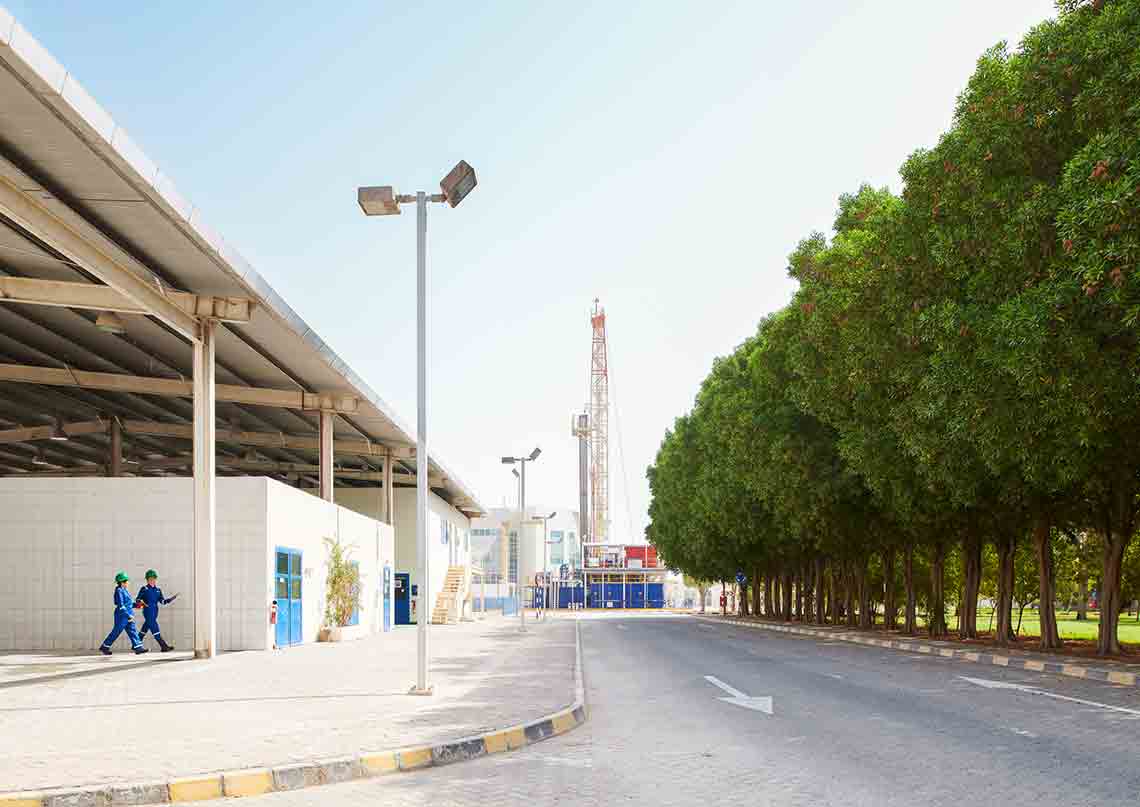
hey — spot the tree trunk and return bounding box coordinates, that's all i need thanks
[699,586,707,614]
[844,563,857,627]
[763,575,774,617]
[1096,474,1137,656]
[857,559,873,629]
[795,568,804,622]
[960,531,981,640]
[1032,513,1063,650]
[903,545,917,634]
[815,557,827,625]
[752,568,763,617]
[994,534,1016,645]
[1076,577,1088,621]
[781,572,793,622]
[739,580,749,617]
[830,564,840,625]
[882,549,897,631]
[928,542,947,638]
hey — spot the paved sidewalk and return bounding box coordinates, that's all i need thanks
[703,614,1140,687]
[0,614,577,793]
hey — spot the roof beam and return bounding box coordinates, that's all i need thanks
[0,419,108,443]
[0,171,200,341]
[0,363,359,413]
[0,277,254,322]
[124,420,413,458]
[137,456,436,482]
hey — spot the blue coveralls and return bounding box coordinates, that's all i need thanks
[101,585,143,650]
[135,584,172,643]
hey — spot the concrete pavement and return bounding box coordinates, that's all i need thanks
[201,613,1140,806]
[0,614,577,794]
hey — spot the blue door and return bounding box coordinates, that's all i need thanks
[588,582,604,608]
[382,565,392,632]
[604,583,623,608]
[628,584,646,608]
[274,547,303,647]
[394,573,411,625]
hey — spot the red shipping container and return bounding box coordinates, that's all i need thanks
[626,546,647,561]
[646,547,659,567]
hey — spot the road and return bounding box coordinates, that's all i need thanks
[184,613,1140,806]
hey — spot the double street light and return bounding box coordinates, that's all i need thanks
[358,160,477,696]
[502,447,540,630]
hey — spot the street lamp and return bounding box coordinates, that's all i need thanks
[501,447,540,630]
[532,511,557,619]
[358,160,477,697]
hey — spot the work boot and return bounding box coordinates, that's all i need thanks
[99,646,112,656]
[133,646,149,655]
[158,637,174,652]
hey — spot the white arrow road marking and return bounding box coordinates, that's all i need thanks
[704,675,774,714]
[959,676,1140,717]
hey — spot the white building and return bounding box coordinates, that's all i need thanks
[0,14,485,655]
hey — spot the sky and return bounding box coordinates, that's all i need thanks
[7,0,1057,539]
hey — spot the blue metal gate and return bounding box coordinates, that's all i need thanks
[274,547,303,647]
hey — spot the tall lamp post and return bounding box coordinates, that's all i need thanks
[532,511,557,619]
[358,160,477,696]
[502,447,540,630]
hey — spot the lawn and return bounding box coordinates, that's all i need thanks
[962,608,1140,644]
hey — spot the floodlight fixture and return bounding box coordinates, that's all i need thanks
[357,185,401,216]
[49,420,69,442]
[528,447,541,461]
[501,456,516,465]
[439,160,477,208]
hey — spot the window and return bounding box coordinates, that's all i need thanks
[508,530,519,583]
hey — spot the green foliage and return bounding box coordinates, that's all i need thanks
[323,537,361,628]
[646,0,1140,653]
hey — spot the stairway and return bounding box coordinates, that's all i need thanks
[431,565,467,625]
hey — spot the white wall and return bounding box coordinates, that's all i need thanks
[0,477,267,652]
[0,477,394,652]
[392,488,470,620]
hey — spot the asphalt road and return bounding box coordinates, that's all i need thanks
[183,613,1140,806]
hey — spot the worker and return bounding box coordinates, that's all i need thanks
[100,571,147,655]
[136,569,178,652]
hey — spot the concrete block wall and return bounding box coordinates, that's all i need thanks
[0,477,267,651]
[0,477,393,652]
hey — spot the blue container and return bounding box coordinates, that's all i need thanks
[628,585,646,608]
[647,582,665,608]
[604,583,624,608]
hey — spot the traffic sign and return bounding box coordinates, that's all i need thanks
[735,570,746,585]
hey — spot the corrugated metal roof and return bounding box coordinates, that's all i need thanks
[0,7,483,514]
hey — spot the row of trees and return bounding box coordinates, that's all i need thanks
[647,0,1140,655]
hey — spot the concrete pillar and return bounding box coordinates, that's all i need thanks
[382,450,394,524]
[319,410,334,502]
[108,417,122,477]
[193,319,217,659]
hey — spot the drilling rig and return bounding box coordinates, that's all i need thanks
[570,298,664,610]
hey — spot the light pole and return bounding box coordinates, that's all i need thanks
[358,160,477,697]
[502,447,540,631]
[532,511,557,619]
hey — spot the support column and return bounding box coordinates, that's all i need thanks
[193,319,216,660]
[382,449,394,524]
[108,417,122,477]
[319,410,334,502]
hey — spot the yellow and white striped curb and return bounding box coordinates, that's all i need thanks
[701,616,1139,688]
[1,620,588,806]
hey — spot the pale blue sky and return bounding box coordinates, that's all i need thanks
[8,1,1056,537]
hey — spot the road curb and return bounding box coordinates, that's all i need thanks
[1,620,588,806]
[700,616,1140,688]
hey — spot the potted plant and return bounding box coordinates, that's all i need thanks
[319,537,361,642]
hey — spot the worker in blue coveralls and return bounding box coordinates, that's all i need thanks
[100,571,147,655]
[136,569,178,652]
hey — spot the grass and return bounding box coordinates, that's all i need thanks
[963,608,1140,644]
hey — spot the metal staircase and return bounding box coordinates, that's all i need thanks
[431,565,467,625]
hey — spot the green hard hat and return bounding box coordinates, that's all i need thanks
[115,571,129,583]
[145,569,158,579]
